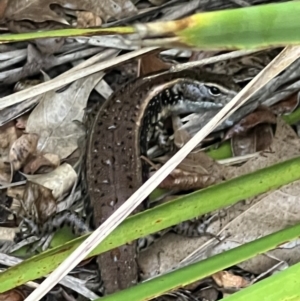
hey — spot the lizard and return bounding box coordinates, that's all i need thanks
[86,68,240,295]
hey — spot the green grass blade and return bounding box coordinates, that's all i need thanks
[1,156,300,292]
[2,2,300,50]
[175,1,300,49]
[97,223,300,301]
[0,27,135,43]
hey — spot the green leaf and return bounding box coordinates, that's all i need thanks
[1,2,300,50]
[97,223,300,301]
[1,156,300,292]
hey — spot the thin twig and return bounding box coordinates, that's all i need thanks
[170,48,269,72]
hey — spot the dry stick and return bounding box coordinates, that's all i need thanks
[0,47,158,110]
[0,47,267,111]
[170,48,267,72]
[0,47,268,111]
[25,45,300,301]
[57,48,120,77]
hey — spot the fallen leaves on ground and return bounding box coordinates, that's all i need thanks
[138,118,300,279]
[26,72,102,159]
[2,0,137,25]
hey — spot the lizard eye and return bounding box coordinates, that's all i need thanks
[207,86,221,96]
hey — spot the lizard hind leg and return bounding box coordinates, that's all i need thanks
[137,228,171,253]
[172,214,220,240]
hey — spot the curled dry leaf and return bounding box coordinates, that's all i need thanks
[254,123,274,151]
[231,123,274,156]
[212,271,249,289]
[23,182,57,222]
[24,163,77,199]
[139,50,172,77]
[0,121,18,162]
[26,73,103,159]
[224,108,277,140]
[9,133,39,171]
[76,11,102,27]
[270,91,300,115]
[23,153,60,174]
[225,117,300,178]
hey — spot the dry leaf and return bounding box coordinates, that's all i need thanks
[4,0,137,24]
[23,182,57,222]
[76,11,102,27]
[225,117,300,178]
[139,50,171,76]
[24,163,77,199]
[138,119,300,278]
[231,128,256,156]
[270,91,300,115]
[212,271,249,288]
[231,123,274,156]
[26,73,102,159]
[0,121,18,162]
[23,153,60,174]
[254,123,274,151]
[224,109,277,140]
[9,133,39,171]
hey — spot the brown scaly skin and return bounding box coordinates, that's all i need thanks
[86,69,239,295]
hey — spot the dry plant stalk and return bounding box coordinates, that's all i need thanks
[24,45,300,301]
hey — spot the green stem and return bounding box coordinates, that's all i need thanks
[99,223,300,301]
